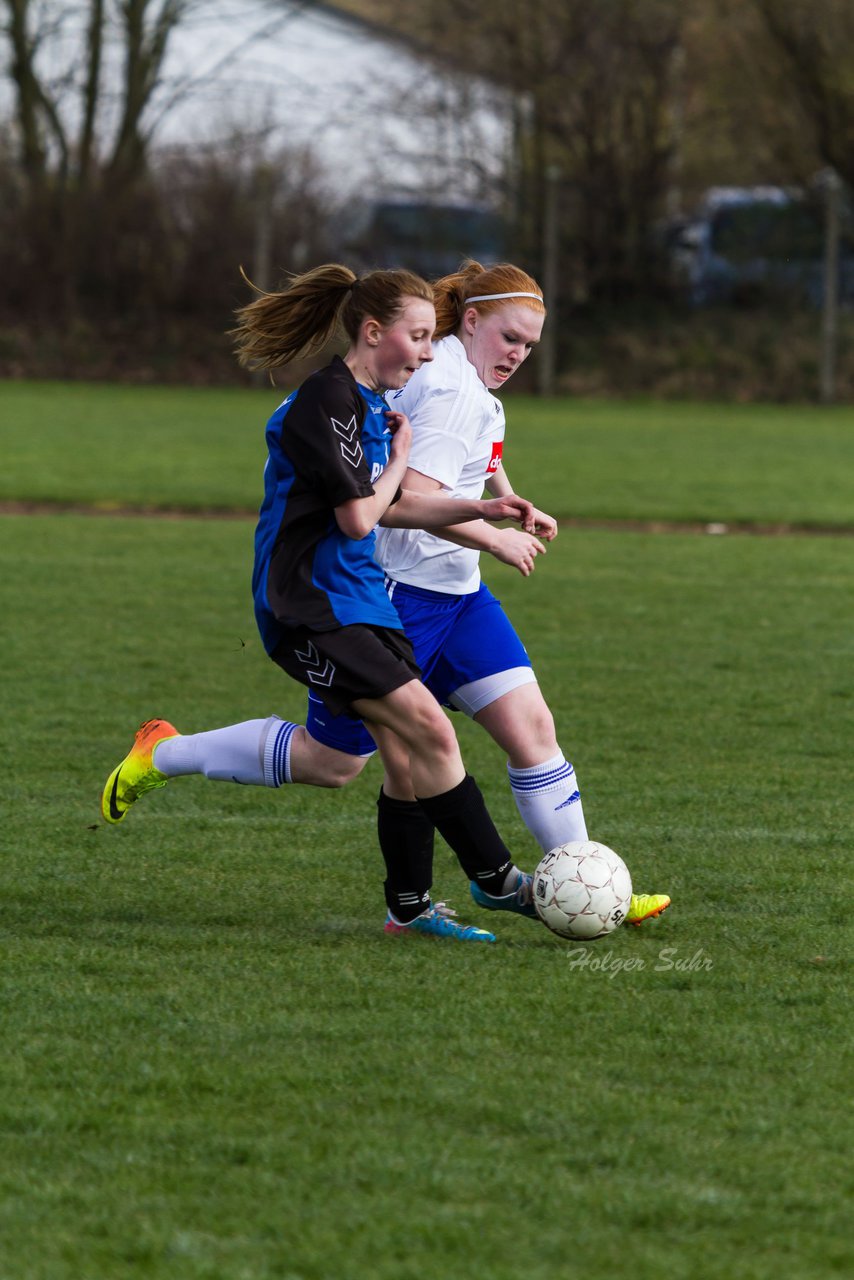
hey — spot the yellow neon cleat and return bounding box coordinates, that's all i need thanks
[626,893,671,927]
[101,719,179,824]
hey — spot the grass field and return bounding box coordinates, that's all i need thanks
[1,382,853,1279]
[3,379,854,526]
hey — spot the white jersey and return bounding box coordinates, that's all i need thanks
[376,334,505,594]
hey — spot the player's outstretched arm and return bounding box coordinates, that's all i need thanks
[380,489,535,532]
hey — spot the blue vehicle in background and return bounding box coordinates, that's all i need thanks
[340,199,505,278]
[668,185,854,306]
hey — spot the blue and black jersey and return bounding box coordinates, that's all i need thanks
[252,356,402,653]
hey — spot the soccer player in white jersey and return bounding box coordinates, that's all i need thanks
[101,261,670,936]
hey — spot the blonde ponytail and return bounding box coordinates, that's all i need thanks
[231,263,433,372]
[231,264,356,371]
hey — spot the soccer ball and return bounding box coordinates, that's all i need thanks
[533,841,632,940]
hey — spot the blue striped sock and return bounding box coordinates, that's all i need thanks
[507,752,588,850]
[263,719,298,787]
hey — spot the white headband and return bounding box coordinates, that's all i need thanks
[464,292,544,304]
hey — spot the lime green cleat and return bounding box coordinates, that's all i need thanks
[626,893,671,927]
[101,718,179,824]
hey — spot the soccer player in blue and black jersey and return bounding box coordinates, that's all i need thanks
[102,264,542,941]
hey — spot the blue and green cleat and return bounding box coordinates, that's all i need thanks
[469,871,537,919]
[384,902,496,942]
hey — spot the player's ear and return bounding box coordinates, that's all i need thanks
[462,306,478,336]
[363,316,382,347]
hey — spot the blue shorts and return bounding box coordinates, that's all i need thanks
[305,580,535,756]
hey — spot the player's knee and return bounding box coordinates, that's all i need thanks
[501,687,558,756]
[527,703,558,755]
[295,732,368,788]
[321,754,367,788]
[387,684,459,759]
[418,708,458,758]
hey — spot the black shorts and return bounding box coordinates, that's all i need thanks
[271,624,421,717]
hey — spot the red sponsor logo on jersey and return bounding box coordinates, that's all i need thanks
[486,441,503,474]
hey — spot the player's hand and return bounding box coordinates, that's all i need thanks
[480,494,536,531]
[490,527,547,577]
[383,408,410,435]
[385,410,412,461]
[530,507,558,541]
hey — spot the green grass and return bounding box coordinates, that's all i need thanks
[2,500,852,1278]
[3,379,854,526]
[2,381,853,1276]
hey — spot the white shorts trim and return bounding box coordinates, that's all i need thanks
[447,667,537,718]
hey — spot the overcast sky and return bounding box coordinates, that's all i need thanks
[0,0,508,199]
[158,1,510,197]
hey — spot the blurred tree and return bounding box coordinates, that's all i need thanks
[354,0,686,302]
[747,0,854,187]
[4,0,850,384]
[3,0,193,195]
[1,0,195,317]
[681,0,854,195]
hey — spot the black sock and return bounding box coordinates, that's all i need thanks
[416,774,515,892]
[377,789,435,924]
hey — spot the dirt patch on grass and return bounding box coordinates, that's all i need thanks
[2,500,852,537]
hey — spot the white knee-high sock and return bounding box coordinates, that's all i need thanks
[152,716,297,787]
[507,751,588,853]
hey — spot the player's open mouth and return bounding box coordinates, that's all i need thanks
[494,365,512,380]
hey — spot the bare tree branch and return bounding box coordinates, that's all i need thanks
[142,1,313,142]
[107,0,189,183]
[752,0,854,183]
[78,0,104,184]
[5,0,49,178]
